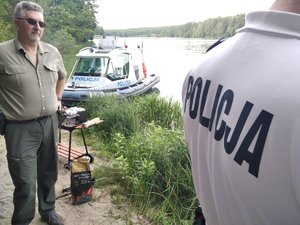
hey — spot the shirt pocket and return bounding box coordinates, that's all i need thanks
[43,63,58,85]
[1,65,26,88]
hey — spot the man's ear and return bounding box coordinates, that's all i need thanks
[15,19,21,30]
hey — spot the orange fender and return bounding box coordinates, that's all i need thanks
[142,63,147,78]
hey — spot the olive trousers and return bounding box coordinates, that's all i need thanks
[4,114,58,225]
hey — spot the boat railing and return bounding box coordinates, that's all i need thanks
[79,47,93,52]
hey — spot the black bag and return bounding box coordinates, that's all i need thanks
[0,111,7,135]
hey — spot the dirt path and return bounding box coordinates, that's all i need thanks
[0,134,148,225]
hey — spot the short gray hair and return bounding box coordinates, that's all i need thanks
[14,1,44,19]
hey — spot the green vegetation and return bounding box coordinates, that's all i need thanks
[105,14,245,38]
[79,95,197,224]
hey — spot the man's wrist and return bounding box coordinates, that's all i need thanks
[57,97,62,101]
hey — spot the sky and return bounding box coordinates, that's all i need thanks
[96,0,275,29]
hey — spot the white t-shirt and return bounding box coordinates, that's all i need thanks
[182,10,300,225]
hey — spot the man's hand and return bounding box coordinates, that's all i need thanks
[57,100,62,111]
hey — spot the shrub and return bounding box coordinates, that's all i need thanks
[81,94,197,224]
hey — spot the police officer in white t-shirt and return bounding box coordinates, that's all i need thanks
[182,0,300,224]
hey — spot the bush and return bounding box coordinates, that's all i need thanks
[110,123,197,223]
[81,94,197,224]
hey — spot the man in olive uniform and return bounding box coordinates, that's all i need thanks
[0,1,66,225]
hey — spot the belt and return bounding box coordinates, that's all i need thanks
[6,115,51,123]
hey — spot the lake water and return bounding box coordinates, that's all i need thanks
[140,37,217,102]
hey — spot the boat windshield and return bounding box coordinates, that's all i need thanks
[106,53,130,81]
[73,57,109,77]
[73,53,130,81]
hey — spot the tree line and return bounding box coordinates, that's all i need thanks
[0,0,245,53]
[104,14,245,39]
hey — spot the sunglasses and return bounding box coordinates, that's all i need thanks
[17,17,46,28]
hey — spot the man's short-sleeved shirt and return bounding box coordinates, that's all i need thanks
[182,10,300,225]
[0,39,67,120]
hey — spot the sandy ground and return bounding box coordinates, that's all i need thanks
[0,133,149,225]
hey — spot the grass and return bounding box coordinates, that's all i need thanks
[78,94,198,224]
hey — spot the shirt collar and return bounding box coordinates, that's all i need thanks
[14,39,50,55]
[237,10,300,39]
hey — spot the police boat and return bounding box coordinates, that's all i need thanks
[62,36,160,105]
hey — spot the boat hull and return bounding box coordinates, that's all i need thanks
[62,74,160,105]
